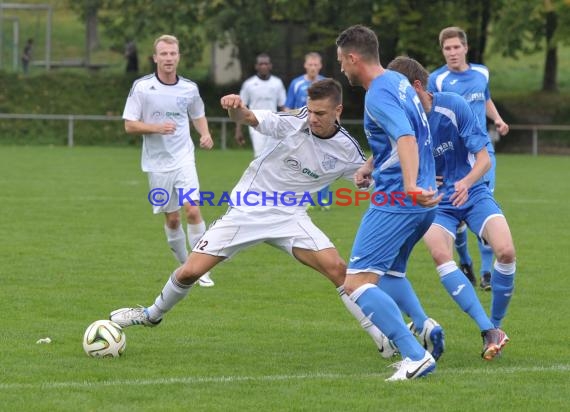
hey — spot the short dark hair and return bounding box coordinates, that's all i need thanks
[256,53,271,62]
[386,56,429,88]
[308,78,342,106]
[336,25,380,63]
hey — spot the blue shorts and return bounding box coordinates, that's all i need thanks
[434,185,503,243]
[347,208,436,277]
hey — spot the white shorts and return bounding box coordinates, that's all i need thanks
[147,163,200,214]
[192,208,334,259]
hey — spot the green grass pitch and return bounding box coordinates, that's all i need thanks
[0,147,568,411]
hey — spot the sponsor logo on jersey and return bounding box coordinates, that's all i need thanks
[433,141,455,157]
[465,92,485,102]
[449,79,458,85]
[176,97,189,111]
[302,168,320,179]
[284,157,301,171]
[322,154,337,171]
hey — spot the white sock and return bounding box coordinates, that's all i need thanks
[337,285,385,351]
[187,221,206,249]
[164,225,188,264]
[147,271,193,321]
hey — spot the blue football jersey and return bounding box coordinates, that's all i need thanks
[428,92,488,202]
[285,74,326,109]
[428,64,494,154]
[364,70,436,212]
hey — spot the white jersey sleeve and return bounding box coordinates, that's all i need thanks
[123,82,144,121]
[277,78,287,108]
[188,93,206,120]
[252,110,295,139]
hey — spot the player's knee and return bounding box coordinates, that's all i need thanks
[343,275,366,296]
[184,205,202,223]
[431,248,451,266]
[324,260,346,287]
[165,215,181,230]
[495,243,516,263]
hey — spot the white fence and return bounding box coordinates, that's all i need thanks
[1,113,569,155]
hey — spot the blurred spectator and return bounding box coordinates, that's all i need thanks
[125,40,139,73]
[22,38,33,75]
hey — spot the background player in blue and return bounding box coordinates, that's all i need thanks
[284,52,325,110]
[336,25,443,381]
[284,52,331,211]
[389,56,515,360]
[428,26,510,290]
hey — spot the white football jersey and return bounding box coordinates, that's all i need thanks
[123,73,206,172]
[230,108,366,214]
[239,75,286,110]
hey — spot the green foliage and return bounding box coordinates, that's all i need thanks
[492,0,570,57]
[203,0,283,76]
[68,0,206,69]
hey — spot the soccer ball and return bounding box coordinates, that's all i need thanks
[83,320,126,358]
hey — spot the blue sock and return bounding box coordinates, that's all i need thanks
[491,267,515,327]
[478,240,494,276]
[378,275,427,331]
[455,225,472,266]
[354,284,425,360]
[439,265,494,331]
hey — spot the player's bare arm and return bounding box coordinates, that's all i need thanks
[450,147,490,207]
[354,155,374,189]
[124,119,176,135]
[398,135,442,207]
[220,94,259,127]
[486,99,509,136]
[192,116,214,149]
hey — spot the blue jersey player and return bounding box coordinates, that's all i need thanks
[336,25,444,381]
[428,26,510,290]
[389,56,515,361]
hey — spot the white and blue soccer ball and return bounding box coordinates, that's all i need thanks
[83,319,126,358]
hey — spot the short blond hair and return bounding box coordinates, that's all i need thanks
[305,52,322,62]
[153,34,179,54]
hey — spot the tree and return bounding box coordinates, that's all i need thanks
[67,0,102,65]
[69,0,205,69]
[492,0,570,92]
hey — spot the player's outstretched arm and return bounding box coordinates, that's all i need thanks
[220,94,259,127]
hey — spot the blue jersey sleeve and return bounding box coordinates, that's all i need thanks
[366,86,415,141]
[455,98,488,154]
[285,79,297,109]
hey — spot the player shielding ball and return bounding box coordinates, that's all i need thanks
[110,79,399,369]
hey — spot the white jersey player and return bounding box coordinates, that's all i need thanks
[235,53,286,157]
[122,34,215,287]
[111,79,398,360]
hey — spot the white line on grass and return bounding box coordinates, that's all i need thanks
[1,364,568,391]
